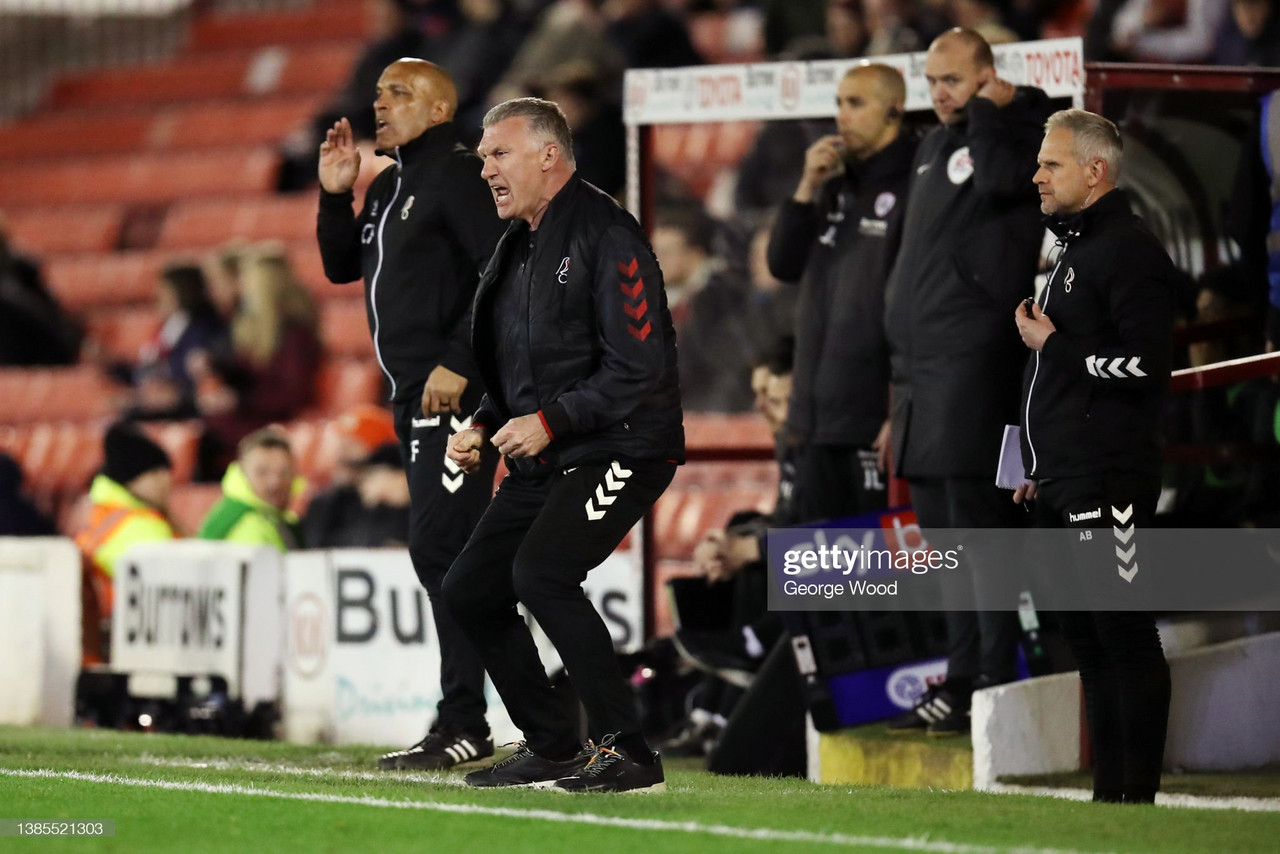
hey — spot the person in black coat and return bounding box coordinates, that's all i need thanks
[767,63,916,524]
[445,98,682,794]
[884,28,1053,735]
[316,59,507,773]
[1014,110,1174,804]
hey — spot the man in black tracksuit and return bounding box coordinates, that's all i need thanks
[315,60,507,770]
[767,63,915,522]
[884,29,1053,734]
[1015,109,1174,804]
[444,98,683,793]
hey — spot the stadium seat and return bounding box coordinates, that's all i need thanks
[168,483,223,536]
[0,148,279,207]
[283,417,342,485]
[320,299,373,358]
[155,96,323,150]
[85,307,161,364]
[4,206,124,253]
[188,4,370,52]
[51,44,359,109]
[157,196,319,249]
[309,358,383,417]
[288,242,355,299]
[688,11,765,64]
[43,250,173,310]
[0,366,119,424]
[0,114,150,160]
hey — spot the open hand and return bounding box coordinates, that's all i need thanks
[319,117,361,194]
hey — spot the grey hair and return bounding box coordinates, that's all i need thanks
[1046,109,1123,182]
[482,97,576,165]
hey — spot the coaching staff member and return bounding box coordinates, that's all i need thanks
[316,59,506,771]
[767,63,915,521]
[443,98,683,794]
[884,29,1053,735]
[1015,109,1173,804]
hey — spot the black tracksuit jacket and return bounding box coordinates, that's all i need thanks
[316,122,506,404]
[1020,189,1176,480]
[885,86,1053,479]
[470,174,685,470]
[767,133,916,447]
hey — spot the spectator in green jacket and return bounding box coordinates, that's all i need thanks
[198,427,303,550]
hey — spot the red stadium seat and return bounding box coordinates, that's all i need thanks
[168,483,223,537]
[50,44,359,109]
[683,413,774,452]
[0,114,150,160]
[155,96,324,150]
[288,242,356,300]
[188,5,370,52]
[0,367,121,424]
[158,196,319,249]
[0,148,278,207]
[320,299,373,358]
[4,206,124,253]
[85,307,162,364]
[43,250,173,310]
[309,359,383,417]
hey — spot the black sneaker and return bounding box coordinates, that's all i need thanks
[672,629,755,689]
[378,729,493,771]
[554,738,666,794]
[462,742,592,789]
[885,685,967,735]
[658,720,721,758]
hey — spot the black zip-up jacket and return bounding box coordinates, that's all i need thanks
[884,86,1053,478]
[470,174,685,469]
[316,122,506,404]
[767,133,916,446]
[1020,189,1175,480]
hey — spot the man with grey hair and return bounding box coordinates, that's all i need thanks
[1014,108,1175,804]
[443,97,684,792]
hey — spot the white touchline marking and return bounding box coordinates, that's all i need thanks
[985,784,1280,813]
[0,768,1110,854]
[127,756,470,787]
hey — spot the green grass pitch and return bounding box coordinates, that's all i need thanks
[2,726,1278,854]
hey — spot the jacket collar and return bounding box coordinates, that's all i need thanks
[377,120,460,165]
[1047,186,1130,240]
[526,171,584,235]
[219,463,303,523]
[89,474,153,510]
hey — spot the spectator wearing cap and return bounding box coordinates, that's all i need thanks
[75,422,177,663]
[198,428,304,551]
[302,404,409,548]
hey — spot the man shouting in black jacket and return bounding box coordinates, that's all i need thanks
[444,98,683,793]
[1015,109,1174,805]
[767,63,915,523]
[316,59,507,771]
[884,29,1053,735]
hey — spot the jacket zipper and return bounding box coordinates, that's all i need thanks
[1024,240,1068,477]
[369,154,404,398]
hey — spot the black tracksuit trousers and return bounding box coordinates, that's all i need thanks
[394,387,498,737]
[443,457,676,759]
[1034,471,1171,804]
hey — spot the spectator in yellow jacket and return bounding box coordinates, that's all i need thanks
[197,427,304,551]
[76,422,177,663]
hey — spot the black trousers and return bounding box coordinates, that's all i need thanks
[443,457,675,759]
[909,477,1023,686]
[1034,471,1171,803]
[394,387,498,736]
[794,444,888,523]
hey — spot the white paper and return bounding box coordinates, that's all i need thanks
[996,424,1030,490]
